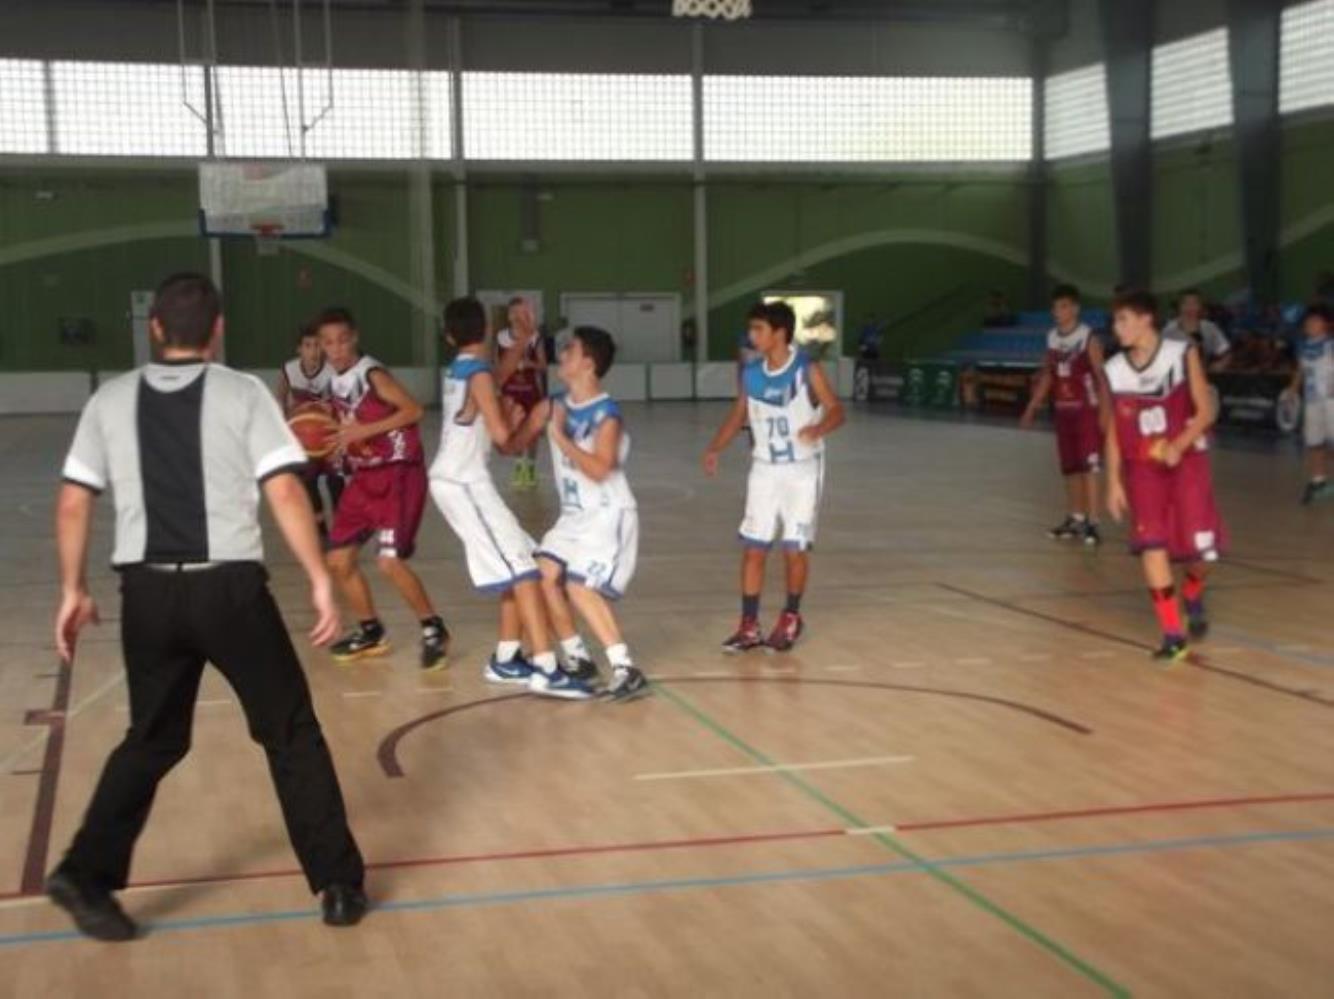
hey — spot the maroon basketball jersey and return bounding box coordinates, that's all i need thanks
[1046,324,1098,412]
[1105,338,1206,464]
[328,355,423,471]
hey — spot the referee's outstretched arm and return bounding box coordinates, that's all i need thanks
[262,471,341,645]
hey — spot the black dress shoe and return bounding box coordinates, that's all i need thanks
[46,870,137,942]
[321,883,368,927]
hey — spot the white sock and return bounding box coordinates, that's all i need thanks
[532,651,558,675]
[606,643,633,669]
[495,640,521,663]
[561,635,591,662]
[1071,512,1087,523]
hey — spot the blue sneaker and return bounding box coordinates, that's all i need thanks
[484,654,536,686]
[528,667,597,700]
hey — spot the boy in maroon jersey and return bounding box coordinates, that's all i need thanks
[276,323,343,540]
[1104,290,1227,661]
[316,307,450,671]
[1021,284,1109,546]
[495,297,547,490]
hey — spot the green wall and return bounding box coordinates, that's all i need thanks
[1,115,1330,373]
[1047,115,1334,303]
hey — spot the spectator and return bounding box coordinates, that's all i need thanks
[1315,270,1334,308]
[983,290,1015,328]
[857,312,884,361]
[1164,289,1231,371]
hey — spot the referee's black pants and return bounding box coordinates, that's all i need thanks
[58,562,364,895]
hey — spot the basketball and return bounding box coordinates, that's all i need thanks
[287,406,338,459]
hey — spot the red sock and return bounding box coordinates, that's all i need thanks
[1182,572,1205,604]
[1149,586,1183,637]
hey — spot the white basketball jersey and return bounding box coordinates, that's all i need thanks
[548,393,635,513]
[744,348,823,464]
[283,358,333,405]
[1300,337,1334,402]
[429,354,494,484]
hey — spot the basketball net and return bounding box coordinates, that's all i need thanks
[672,0,752,19]
[251,222,285,257]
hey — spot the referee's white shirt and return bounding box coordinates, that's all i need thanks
[62,360,309,567]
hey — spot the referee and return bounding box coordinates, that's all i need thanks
[47,273,366,940]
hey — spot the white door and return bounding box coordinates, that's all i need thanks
[561,294,680,364]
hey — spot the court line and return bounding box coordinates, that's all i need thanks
[635,755,914,782]
[653,684,1131,998]
[17,659,72,895]
[937,583,1334,710]
[5,788,1330,904]
[0,669,124,774]
[3,827,1332,949]
[377,678,1091,778]
[1210,627,1334,670]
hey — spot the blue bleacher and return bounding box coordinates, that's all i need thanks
[939,307,1110,366]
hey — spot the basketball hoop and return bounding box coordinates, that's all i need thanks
[672,0,752,19]
[251,222,285,257]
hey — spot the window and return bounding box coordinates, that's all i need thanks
[1150,28,1233,140]
[0,60,48,154]
[214,66,443,160]
[462,73,693,160]
[703,76,1032,162]
[52,61,208,156]
[1044,64,1109,159]
[1280,0,1334,114]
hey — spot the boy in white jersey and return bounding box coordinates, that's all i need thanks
[1283,304,1334,505]
[507,327,647,701]
[275,324,342,539]
[428,297,594,700]
[703,301,845,653]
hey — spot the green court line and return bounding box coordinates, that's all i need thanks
[654,682,1132,998]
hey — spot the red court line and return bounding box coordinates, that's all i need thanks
[5,790,1332,900]
[894,791,1334,833]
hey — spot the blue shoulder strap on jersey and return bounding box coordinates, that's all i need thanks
[449,356,490,381]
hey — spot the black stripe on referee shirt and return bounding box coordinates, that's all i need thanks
[138,369,209,562]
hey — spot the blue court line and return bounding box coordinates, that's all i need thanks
[1212,627,1334,670]
[4,826,1333,950]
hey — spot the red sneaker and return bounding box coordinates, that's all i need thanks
[766,611,804,652]
[721,618,765,654]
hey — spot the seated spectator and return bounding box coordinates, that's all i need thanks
[1164,289,1231,371]
[982,290,1016,328]
[1316,270,1334,308]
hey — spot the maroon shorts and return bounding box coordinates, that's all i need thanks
[1054,407,1102,476]
[1124,454,1227,563]
[329,462,427,559]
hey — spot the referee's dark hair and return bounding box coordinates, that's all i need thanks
[150,272,221,349]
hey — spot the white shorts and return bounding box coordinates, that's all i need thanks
[1303,397,1334,448]
[537,506,639,600]
[429,476,539,593]
[740,457,824,552]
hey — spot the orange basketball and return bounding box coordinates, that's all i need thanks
[288,407,338,460]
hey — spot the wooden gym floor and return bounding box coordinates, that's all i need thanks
[0,403,1331,998]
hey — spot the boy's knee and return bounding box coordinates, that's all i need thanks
[375,554,402,577]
